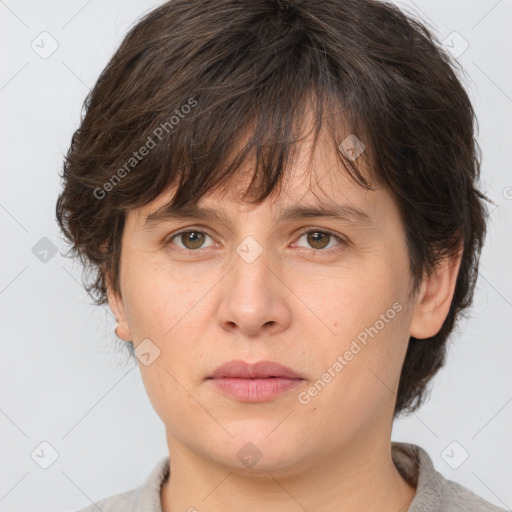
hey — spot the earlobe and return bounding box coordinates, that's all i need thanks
[106,274,132,342]
[409,247,463,340]
[115,322,132,342]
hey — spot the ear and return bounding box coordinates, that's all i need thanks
[106,272,132,342]
[409,245,463,339]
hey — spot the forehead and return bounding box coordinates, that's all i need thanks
[132,123,383,226]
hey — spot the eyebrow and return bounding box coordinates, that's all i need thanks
[142,202,373,230]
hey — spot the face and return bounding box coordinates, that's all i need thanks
[108,125,443,477]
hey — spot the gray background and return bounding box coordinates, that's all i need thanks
[1,0,511,510]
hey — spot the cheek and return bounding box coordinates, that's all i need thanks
[292,260,400,337]
[294,265,409,407]
[121,256,201,341]
[300,314,408,445]
[138,361,203,443]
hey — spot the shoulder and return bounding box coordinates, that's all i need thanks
[392,442,509,512]
[71,456,170,512]
[441,478,509,512]
[73,489,138,512]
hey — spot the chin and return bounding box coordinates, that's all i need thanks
[204,428,309,474]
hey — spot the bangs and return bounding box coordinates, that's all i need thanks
[136,90,375,213]
[84,3,380,216]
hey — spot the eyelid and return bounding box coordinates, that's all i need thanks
[163,225,348,253]
[163,226,216,251]
[293,227,348,252]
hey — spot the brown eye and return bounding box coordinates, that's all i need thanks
[295,229,346,252]
[306,231,331,249]
[181,231,206,249]
[168,230,213,251]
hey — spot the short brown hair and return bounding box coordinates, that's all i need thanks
[55,0,491,417]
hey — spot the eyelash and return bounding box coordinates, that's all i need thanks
[162,227,348,255]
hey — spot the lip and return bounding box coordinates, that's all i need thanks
[209,360,303,379]
[207,360,305,402]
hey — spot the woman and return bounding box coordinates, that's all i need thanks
[56,1,505,510]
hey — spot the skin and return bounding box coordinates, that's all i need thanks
[109,121,462,512]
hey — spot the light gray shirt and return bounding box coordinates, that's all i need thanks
[74,442,509,511]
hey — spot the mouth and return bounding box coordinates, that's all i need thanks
[208,359,304,379]
[207,360,305,402]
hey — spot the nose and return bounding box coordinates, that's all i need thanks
[216,243,292,337]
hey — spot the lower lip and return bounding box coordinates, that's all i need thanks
[209,377,304,402]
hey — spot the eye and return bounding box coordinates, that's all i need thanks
[164,230,215,252]
[293,228,347,253]
[163,227,348,255]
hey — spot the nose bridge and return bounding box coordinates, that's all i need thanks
[230,233,274,305]
[228,204,276,288]
[217,233,291,336]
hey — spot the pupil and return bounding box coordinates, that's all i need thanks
[183,231,204,249]
[180,231,330,250]
[308,231,328,249]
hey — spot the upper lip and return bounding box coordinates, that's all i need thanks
[209,360,304,379]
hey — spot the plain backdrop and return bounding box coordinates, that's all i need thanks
[1,1,511,511]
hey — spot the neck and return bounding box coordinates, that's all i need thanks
[160,435,416,512]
